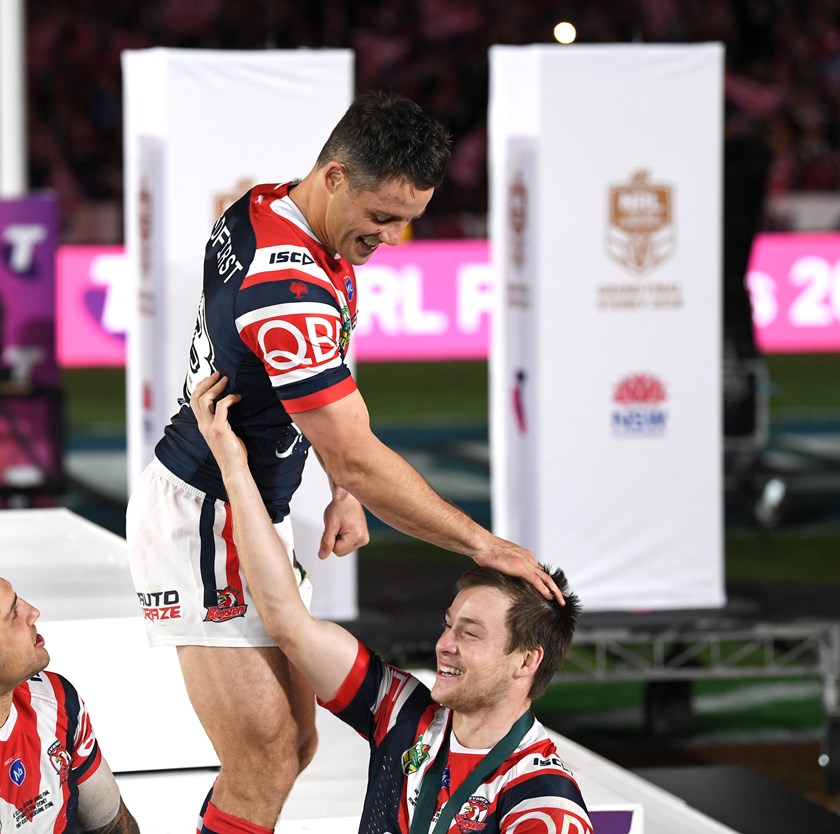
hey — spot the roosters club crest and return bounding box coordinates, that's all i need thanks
[455,796,490,832]
[204,586,248,622]
[48,740,71,784]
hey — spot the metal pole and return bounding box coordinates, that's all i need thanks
[0,0,27,198]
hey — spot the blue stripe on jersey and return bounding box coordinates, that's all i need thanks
[71,740,100,787]
[272,363,353,402]
[199,497,219,609]
[203,191,256,289]
[238,276,340,312]
[59,673,80,752]
[493,770,590,823]
[57,673,82,832]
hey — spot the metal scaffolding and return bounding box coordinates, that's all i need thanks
[556,618,840,791]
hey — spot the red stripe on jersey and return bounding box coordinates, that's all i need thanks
[318,641,371,713]
[371,677,431,749]
[281,375,357,413]
[10,684,40,823]
[221,502,240,591]
[412,703,440,744]
[247,184,357,325]
[503,805,593,833]
[503,739,554,777]
[75,745,102,786]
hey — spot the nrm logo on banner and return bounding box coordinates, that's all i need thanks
[612,372,668,437]
[606,170,675,275]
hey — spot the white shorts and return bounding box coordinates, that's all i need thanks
[126,457,313,648]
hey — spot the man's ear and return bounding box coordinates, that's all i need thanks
[323,161,348,195]
[514,645,544,682]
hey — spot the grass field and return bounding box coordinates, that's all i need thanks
[61,352,840,429]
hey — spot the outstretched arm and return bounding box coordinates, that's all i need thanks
[292,388,564,603]
[191,373,360,701]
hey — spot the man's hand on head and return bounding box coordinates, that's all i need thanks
[473,537,566,605]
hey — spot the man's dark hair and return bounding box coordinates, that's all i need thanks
[316,90,451,192]
[456,565,581,699]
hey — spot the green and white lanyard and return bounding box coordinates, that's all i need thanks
[408,710,534,834]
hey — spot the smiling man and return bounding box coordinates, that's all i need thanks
[190,373,592,834]
[0,579,138,832]
[127,91,562,834]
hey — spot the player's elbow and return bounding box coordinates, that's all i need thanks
[326,460,369,496]
[262,618,298,654]
[317,441,381,495]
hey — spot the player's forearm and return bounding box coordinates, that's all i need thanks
[223,467,359,698]
[324,436,491,559]
[223,467,310,639]
[313,447,342,497]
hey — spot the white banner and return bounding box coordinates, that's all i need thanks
[490,45,725,611]
[122,49,356,618]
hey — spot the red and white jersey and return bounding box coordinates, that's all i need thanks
[321,642,593,834]
[0,672,102,832]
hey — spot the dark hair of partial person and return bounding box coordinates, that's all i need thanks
[456,565,581,699]
[316,89,452,192]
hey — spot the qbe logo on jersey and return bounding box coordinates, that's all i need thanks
[612,373,668,437]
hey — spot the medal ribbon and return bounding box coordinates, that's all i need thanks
[408,710,534,834]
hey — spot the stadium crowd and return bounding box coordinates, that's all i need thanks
[25,0,840,241]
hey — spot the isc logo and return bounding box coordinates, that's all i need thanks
[270,250,315,266]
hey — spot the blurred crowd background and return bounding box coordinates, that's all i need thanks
[26,0,840,242]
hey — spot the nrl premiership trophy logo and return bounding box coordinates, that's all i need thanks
[606,170,675,275]
[508,170,527,272]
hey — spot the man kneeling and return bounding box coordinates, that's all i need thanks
[0,578,139,832]
[193,373,592,834]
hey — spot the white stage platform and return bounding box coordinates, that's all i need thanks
[0,508,736,833]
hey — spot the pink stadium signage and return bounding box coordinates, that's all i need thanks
[746,233,840,353]
[55,235,840,367]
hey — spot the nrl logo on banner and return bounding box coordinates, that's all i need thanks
[606,170,675,275]
[506,168,531,308]
[508,170,527,272]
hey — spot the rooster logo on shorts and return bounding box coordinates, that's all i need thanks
[204,585,248,622]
